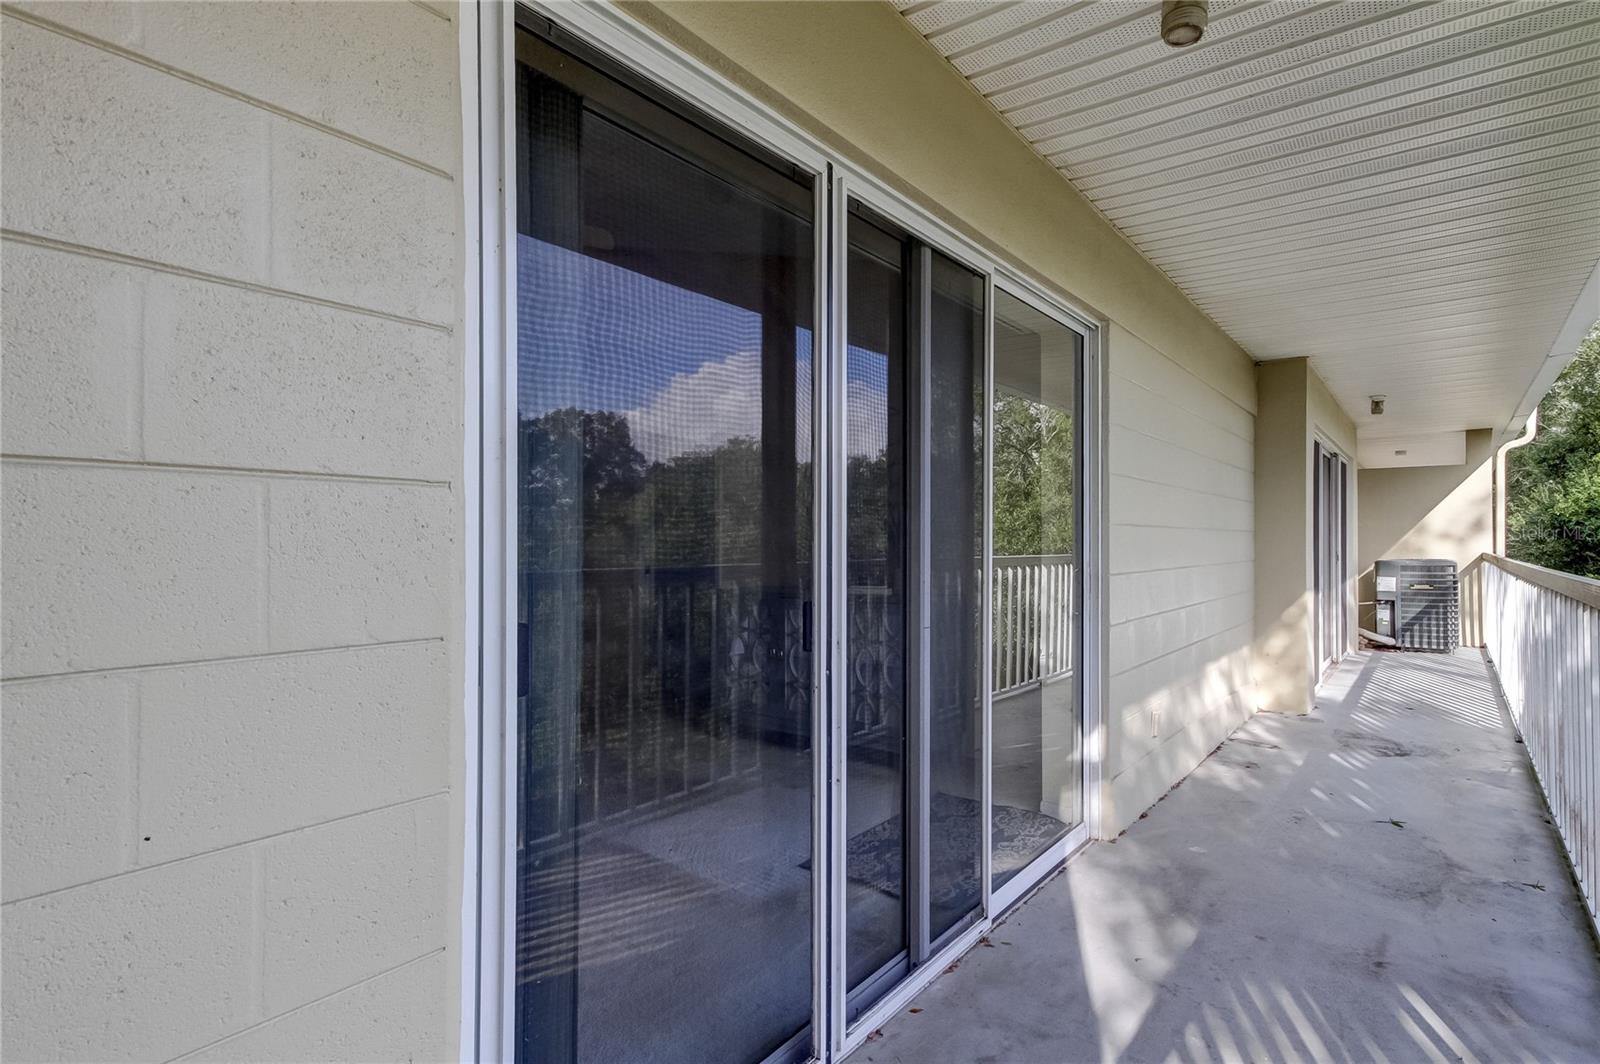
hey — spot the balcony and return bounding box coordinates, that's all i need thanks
[850,572,1600,1062]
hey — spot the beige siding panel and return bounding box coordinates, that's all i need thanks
[1105,328,1257,832]
[11,1,459,172]
[1113,478,1253,532]
[138,643,449,863]
[1109,592,1253,678]
[1,851,257,1063]
[177,953,450,1064]
[0,3,464,1058]
[1,464,268,678]
[1110,526,1254,575]
[1108,326,1256,442]
[4,0,141,46]
[142,269,457,480]
[1,19,456,324]
[0,18,271,281]
[1113,666,1255,820]
[268,119,457,324]
[0,241,141,460]
[1,675,133,901]
[260,799,449,1015]
[266,479,454,651]
[1112,377,1255,472]
[2,240,456,478]
[1108,424,1254,502]
[1109,561,1255,627]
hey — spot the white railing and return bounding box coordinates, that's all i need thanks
[993,554,1074,696]
[1481,554,1599,927]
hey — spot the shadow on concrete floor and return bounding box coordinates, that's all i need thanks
[849,649,1600,1064]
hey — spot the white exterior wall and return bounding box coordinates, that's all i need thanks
[1104,325,1257,831]
[0,3,465,1060]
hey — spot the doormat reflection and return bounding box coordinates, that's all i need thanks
[803,794,1068,902]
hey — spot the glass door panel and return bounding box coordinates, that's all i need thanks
[514,28,815,1064]
[925,255,985,941]
[842,210,909,1002]
[843,203,986,1017]
[990,289,1082,890]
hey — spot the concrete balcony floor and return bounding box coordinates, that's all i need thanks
[852,649,1600,1063]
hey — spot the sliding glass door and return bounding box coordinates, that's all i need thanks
[514,27,816,1064]
[504,18,1098,1063]
[989,288,1084,893]
[1314,443,1349,674]
[841,205,985,1019]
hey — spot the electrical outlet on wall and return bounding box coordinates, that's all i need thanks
[1151,707,1162,738]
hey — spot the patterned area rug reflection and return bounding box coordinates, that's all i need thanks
[807,794,1068,905]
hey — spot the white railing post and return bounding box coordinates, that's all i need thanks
[1480,554,1600,930]
[991,555,1075,698]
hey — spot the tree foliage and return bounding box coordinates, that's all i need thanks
[992,393,1074,557]
[1507,324,1600,578]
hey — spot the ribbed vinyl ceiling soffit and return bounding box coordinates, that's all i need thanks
[895,0,1600,443]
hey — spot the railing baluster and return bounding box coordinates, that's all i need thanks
[1482,555,1599,928]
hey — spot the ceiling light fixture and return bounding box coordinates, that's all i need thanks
[1370,395,1387,416]
[1161,0,1209,47]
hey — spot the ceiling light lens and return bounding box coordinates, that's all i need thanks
[1161,1,1209,47]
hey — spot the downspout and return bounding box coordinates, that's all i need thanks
[1494,408,1538,557]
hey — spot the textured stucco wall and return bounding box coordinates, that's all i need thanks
[622,0,1259,834]
[1253,357,1358,716]
[1356,429,1495,645]
[0,3,465,1059]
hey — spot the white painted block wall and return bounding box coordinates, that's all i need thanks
[0,3,464,1060]
[1104,325,1257,831]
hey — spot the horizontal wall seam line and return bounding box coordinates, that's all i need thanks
[1111,588,1255,627]
[0,452,454,489]
[410,0,452,23]
[1112,559,1256,577]
[1109,622,1254,679]
[1111,478,1252,505]
[1108,416,1254,457]
[1106,332,1258,417]
[1111,521,1255,533]
[1,791,450,908]
[1,6,456,180]
[1111,559,1254,578]
[0,230,455,333]
[1110,375,1256,446]
[1112,423,1256,476]
[165,948,448,1063]
[1110,471,1254,504]
[0,637,446,686]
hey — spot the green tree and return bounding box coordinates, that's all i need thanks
[992,393,1074,557]
[1507,324,1600,578]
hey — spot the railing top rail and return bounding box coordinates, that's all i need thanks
[993,554,1075,566]
[1480,552,1600,610]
